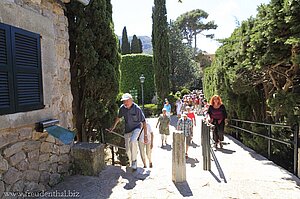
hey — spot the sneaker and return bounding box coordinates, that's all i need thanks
[149,163,153,168]
[131,160,137,170]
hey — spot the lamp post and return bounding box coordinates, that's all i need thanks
[139,74,145,111]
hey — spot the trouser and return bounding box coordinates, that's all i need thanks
[138,142,152,163]
[212,120,225,142]
[124,128,141,164]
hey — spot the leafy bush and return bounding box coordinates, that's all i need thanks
[180,88,191,96]
[143,104,159,117]
[120,54,155,104]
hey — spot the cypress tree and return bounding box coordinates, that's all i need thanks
[138,38,143,53]
[131,35,142,53]
[67,0,120,142]
[152,0,170,101]
[121,26,130,54]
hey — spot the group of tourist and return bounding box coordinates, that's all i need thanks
[109,91,227,171]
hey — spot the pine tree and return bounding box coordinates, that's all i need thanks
[131,35,142,53]
[121,26,130,54]
[152,0,170,101]
[67,0,120,142]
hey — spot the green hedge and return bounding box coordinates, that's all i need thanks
[120,54,155,104]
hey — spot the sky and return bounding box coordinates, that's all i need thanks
[111,0,270,54]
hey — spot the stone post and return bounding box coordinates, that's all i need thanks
[172,131,186,183]
[72,142,105,176]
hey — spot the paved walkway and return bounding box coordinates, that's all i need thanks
[48,116,300,199]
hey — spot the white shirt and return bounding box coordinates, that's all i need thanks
[139,123,152,144]
[176,100,182,114]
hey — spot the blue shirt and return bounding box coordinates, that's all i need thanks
[164,103,171,113]
[118,103,145,133]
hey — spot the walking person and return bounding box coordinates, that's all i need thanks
[109,93,147,170]
[163,100,171,117]
[138,121,154,168]
[156,108,170,147]
[207,95,227,149]
[186,106,196,142]
[175,98,183,118]
[177,112,193,159]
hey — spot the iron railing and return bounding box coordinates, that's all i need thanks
[104,129,126,165]
[229,119,299,176]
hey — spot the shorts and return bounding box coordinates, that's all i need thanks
[186,135,192,146]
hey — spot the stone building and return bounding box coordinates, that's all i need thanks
[0,0,85,196]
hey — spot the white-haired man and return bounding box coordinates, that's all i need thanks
[110,93,147,170]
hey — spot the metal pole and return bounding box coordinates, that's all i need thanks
[268,126,272,159]
[293,124,299,176]
[141,82,144,111]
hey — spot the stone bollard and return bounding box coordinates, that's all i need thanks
[72,142,105,176]
[172,131,186,183]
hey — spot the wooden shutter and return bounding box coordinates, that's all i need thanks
[11,27,44,112]
[0,23,14,115]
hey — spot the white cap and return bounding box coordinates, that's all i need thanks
[121,93,133,101]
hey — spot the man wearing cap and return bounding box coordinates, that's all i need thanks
[110,93,147,170]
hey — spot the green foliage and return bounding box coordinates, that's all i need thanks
[121,26,130,55]
[175,9,217,52]
[67,0,120,141]
[138,38,143,53]
[143,104,159,117]
[180,88,191,96]
[169,21,200,91]
[131,35,143,53]
[120,54,155,104]
[203,0,300,173]
[152,0,170,101]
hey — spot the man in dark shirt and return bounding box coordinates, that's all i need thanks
[110,93,147,170]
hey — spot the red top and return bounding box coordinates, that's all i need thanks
[187,112,196,125]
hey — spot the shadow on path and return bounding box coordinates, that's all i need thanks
[190,140,200,148]
[186,157,199,168]
[216,148,236,154]
[174,181,193,197]
[211,148,227,183]
[47,165,150,199]
[160,143,172,151]
[209,171,222,183]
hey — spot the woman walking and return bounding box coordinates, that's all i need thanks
[207,95,227,149]
[156,108,170,147]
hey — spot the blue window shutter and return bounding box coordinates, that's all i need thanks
[0,23,14,115]
[11,27,44,112]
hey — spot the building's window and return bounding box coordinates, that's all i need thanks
[0,22,44,115]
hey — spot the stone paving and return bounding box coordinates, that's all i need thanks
[46,116,300,199]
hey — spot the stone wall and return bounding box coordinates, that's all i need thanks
[0,0,73,196]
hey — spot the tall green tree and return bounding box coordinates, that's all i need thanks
[175,9,217,53]
[121,26,130,54]
[67,0,120,142]
[169,21,199,91]
[152,0,170,101]
[131,35,142,53]
[138,38,143,53]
